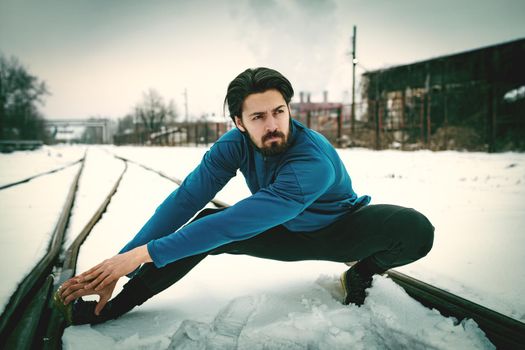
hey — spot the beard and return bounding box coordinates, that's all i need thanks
[251,129,291,156]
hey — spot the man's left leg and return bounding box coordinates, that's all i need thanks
[213,204,434,265]
[328,204,435,305]
[211,204,435,306]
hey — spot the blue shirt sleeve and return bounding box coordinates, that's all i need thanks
[146,155,336,267]
[119,140,240,255]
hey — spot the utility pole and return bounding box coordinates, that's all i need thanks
[351,25,357,135]
[183,88,189,124]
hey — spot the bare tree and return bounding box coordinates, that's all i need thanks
[0,53,49,139]
[133,89,177,132]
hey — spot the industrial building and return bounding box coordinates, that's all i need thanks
[361,38,525,151]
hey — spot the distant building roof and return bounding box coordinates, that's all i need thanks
[363,37,525,76]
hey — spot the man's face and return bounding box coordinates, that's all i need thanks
[234,89,291,156]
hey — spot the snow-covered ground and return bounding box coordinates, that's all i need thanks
[1,144,524,349]
[0,162,81,314]
[62,148,126,249]
[110,145,525,323]
[0,145,85,187]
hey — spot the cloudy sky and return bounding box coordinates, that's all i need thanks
[1,0,524,120]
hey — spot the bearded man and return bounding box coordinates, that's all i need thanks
[56,67,434,325]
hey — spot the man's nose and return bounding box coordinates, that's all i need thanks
[265,115,278,132]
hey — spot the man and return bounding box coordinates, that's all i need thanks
[56,67,434,325]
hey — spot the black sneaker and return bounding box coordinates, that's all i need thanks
[340,265,373,306]
[73,298,112,325]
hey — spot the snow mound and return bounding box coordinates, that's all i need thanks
[234,275,494,349]
[63,275,495,349]
[167,295,256,349]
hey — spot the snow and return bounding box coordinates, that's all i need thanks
[62,148,126,248]
[108,146,525,322]
[65,276,494,349]
[339,149,525,322]
[110,146,251,205]
[503,85,525,102]
[2,144,524,348]
[0,144,85,187]
[0,162,81,314]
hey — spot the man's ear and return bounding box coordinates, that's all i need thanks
[234,116,246,132]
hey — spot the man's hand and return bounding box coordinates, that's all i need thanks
[58,245,152,314]
[59,278,117,315]
[78,245,152,292]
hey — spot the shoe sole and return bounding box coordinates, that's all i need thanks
[340,271,349,305]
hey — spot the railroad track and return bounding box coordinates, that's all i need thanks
[0,153,127,349]
[1,152,523,349]
[111,154,228,209]
[0,158,84,191]
[0,154,87,349]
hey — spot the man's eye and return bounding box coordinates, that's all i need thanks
[252,115,262,121]
[276,109,284,114]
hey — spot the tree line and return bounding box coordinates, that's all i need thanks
[0,53,49,141]
[0,52,180,143]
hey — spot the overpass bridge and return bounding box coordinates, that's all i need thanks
[44,119,113,143]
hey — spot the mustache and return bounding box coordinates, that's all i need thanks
[262,130,286,143]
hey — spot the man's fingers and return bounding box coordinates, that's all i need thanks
[60,282,86,300]
[77,262,103,282]
[61,277,81,289]
[94,274,115,291]
[81,264,108,286]
[63,288,94,304]
[60,279,74,289]
[79,270,101,284]
[84,274,105,290]
[95,294,110,316]
[84,270,111,290]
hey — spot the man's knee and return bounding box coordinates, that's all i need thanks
[400,208,435,258]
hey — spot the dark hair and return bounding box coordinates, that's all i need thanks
[224,67,294,122]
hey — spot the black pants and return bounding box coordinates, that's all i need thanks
[129,204,434,297]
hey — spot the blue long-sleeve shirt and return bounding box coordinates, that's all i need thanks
[120,119,370,267]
